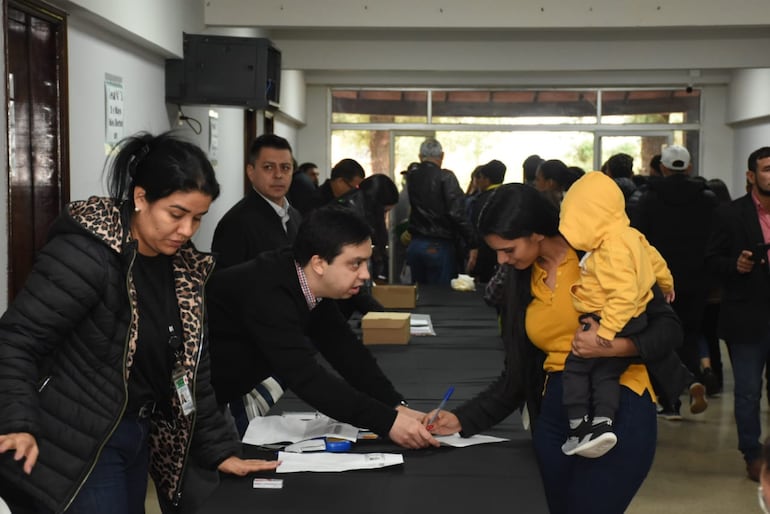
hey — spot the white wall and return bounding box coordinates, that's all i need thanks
[297,86,330,176]
[173,106,246,252]
[699,85,734,190]
[67,15,172,200]
[727,69,770,196]
[52,0,204,56]
[1,17,7,312]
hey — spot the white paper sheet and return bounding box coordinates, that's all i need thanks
[242,414,360,445]
[410,313,436,336]
[435,433,509,447]
[276,451,404,473]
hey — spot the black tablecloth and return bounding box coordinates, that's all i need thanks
[198,285,548,514]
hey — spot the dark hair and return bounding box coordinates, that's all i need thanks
[477,159,507,184]
[293,205,372,266]
[105,131,219,206]
[247,134,293,165]
[565,166,586,190]
[331,158,366,181]
[649,154,662,176]
[296,162,318,175]
[706,178,732,203]
[522,154,544,183]
[478,183,560,240]
[748,147,770,172]
[605,153,634,179]
[537,159,571,190]
[360,174,399,208]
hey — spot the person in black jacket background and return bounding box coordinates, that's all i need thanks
[211,134,301,270]
[207,206,439,450]
[706,146,770,481]
[405,138,478,284]
[0,132,277,514]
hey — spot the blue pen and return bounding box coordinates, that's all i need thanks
[427,386,455,426]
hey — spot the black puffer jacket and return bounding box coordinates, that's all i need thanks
[405,161,478,248]
[0,197,239,512]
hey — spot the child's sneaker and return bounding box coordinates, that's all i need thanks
[574,419,618,458]
[561,415,591,455]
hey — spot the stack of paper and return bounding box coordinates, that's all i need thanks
[242,414,359,446]
[410,313,436,336]
[276,451,404,473]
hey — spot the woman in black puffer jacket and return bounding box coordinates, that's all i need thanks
[0,132,278,514]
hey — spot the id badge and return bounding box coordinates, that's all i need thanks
[173,367,195,416]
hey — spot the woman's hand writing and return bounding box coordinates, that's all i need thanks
[422,410,462,436]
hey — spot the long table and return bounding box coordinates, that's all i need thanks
[199,286,548,513]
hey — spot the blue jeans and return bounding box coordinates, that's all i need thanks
[726,332,770,463]
[406,237,456,285]
[533,372,657,514]
[65,416,150,514]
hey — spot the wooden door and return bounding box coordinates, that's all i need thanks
[5,0,69,301]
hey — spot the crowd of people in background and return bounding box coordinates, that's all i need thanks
[2,129,770,513]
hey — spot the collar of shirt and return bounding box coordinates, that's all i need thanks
[294,260,321,310]
[255,188,291,232]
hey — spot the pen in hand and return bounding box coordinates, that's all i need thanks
[426,386,455,427]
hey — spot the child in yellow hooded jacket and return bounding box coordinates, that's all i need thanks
[558,171,675,458]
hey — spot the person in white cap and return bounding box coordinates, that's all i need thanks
[659,144,693,173]
[630,144,719,419]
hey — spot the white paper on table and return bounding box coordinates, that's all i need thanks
[276,451,404,473]
[242,413,360,445]
[435,433,509,447]
[410,313,436,336]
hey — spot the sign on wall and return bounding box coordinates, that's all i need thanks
[105,73,124,149]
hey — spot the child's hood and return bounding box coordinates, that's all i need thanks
[558,171,630,251]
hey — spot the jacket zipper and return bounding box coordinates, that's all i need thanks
[61,249,136,512]
[172,262,213,507]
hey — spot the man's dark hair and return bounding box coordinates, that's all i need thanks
[605,153,634,179]
[706,178,731,203]
[296,162,318,175]
[748,147,770,172]
[522,154,544,184]
[331,158,366,181]
[247,134,293,165]
[478,183,560,239]
[477,159,507,185]
[649,154,662,176]
[293,205,372,266]
[538,159,572,190]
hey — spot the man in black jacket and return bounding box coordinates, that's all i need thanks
[706,146,770,481]
[207,206,439,450]
[405,138,478,284]
[630,144,718,418]
[211,134,300,270]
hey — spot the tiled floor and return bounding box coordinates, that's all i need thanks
[145,342,764,512]
[628,342,761,513]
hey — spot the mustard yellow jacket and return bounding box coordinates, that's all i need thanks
[559,172,674,340]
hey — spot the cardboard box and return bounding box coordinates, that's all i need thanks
[361,312,411,345]
[371,285,417,309]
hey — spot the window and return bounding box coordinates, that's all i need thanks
[330,87,701,178]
